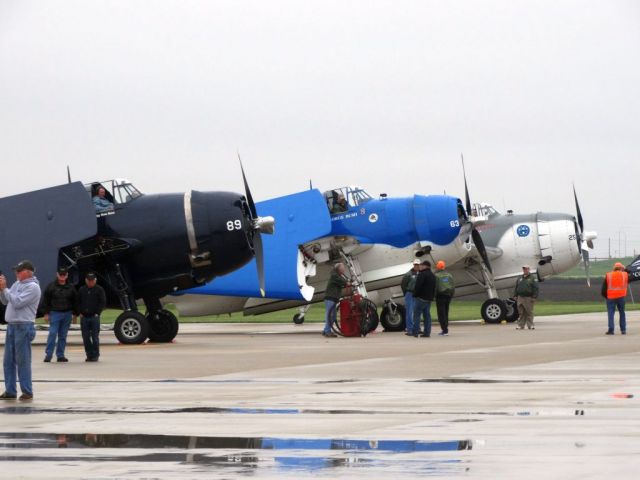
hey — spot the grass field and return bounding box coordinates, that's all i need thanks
[80,300,640,326]
[557,256,637,279]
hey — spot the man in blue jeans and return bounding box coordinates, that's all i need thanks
[0,260,42,401]
[42,267,78,362]
[322,263,350,338]
[601,262,629,335]
[412,260,436,338]
[401,259,421,336]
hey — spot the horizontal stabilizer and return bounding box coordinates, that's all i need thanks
[626,255,640,283]
[183,189,331,300]
[0,182,97,284]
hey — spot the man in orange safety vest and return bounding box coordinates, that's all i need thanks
[601,262,629,335]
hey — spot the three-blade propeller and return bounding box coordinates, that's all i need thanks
[239,154,275,297]
[462,155,492,274]
[573,184,595,286]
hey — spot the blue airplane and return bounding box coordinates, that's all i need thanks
[176,186,466,314]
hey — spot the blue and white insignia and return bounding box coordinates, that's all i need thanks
[368,213,379,223]
[516,224,531,237]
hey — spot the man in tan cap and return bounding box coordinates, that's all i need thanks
[514,264,538,330]
[601,262,629,335]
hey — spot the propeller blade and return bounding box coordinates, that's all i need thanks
[573,184,584,233]
[462,154,472,216]
[67,166,72,184]
[238,152,258,219]
[582,249,591,287]
[472,228,492,274]
[253,230,266,297]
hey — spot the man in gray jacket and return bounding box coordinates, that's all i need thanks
[0,260,41,401]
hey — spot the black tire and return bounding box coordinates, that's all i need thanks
[504,298,519,323]
[380,304,406,332]
[359,299,379,335]
[293,313,305,325]
[147,309,179,343]
[481,298,507,324]
[114,311,149,344]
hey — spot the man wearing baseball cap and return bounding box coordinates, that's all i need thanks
[0,260,41,401]
[401,259,421,335]
[42,267,78,362]
[77,272,106,361]
[601,262,629,335]
[514,264,539,330]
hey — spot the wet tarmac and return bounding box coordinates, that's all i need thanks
[1,312,639,478]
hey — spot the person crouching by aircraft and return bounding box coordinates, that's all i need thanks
[77,273,106,361]
[322,263,351,338]
[412,260,436,338]
[42,267,78,363]
[401,259,421,336]
[515,265,539,330]
[602,262,629,335]
[434,261,455,336]
[0,260,41,401]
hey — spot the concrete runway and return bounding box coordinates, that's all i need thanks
[1,312,639,479]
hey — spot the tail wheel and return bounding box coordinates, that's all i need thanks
[147,309,179,343]
[114,311,149,344]
[380,304,406,332]
[481,298,507,324]
[292,313,305,325]
[504,298,519,323]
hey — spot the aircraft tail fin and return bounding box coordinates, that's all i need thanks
[183,189,331,300]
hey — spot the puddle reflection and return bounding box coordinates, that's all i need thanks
[0,432,472,475]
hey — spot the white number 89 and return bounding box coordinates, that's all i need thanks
[226,220,242,231]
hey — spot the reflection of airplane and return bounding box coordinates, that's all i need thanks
[174,179,596,329]
[0,165,280,343]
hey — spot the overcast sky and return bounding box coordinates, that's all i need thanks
[1,1,639,258]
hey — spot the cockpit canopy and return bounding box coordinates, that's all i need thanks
[323,186,372,213]
[472,202,499,218]
[85,179,143,206]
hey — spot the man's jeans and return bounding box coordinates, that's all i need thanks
[324,300,338,335]
[412,299,432,336]
[404,293,414,332]
[3,323,36,396]
[81,315,101,360]
[606,297,626,333]
[45,311,72,359]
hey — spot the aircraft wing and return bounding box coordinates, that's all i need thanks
[181,189,331,300]
[0,182,97,284]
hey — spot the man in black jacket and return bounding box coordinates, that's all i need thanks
[411,260,436,337]
[77,273,107,362]
[42,267,77,362]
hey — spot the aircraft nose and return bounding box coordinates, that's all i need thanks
[186,191,254,279]
[413,195,463,246]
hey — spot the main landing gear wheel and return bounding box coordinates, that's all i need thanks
[114,311,149,344]
[147,309,179,343]
[504,298,519,323]
[292,313,305,325]
[380,304,406,332]
[481,298,507,324]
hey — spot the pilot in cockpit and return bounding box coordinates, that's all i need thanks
[92,185,114,213]
[331,192,348,214]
